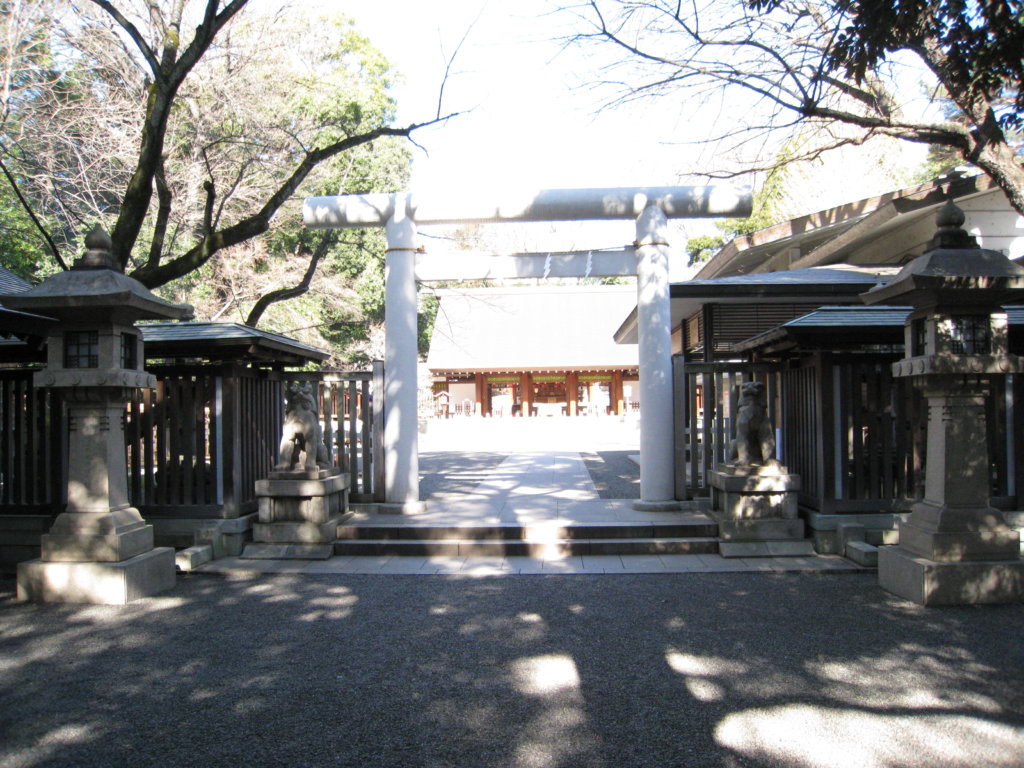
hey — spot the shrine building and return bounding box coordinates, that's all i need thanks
[426,284,639,417]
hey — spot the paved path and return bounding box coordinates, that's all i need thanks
[200,423,862,576]
[2,572,1022,768]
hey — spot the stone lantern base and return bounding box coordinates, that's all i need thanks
[879,547,1024,606]
[17,548,176,605]
[879,502,1024,605]
[16,505,176,604]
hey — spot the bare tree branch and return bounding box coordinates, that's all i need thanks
[245,230,337,326]
[130,115,457,288]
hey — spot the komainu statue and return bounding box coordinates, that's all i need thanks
[730,381,776,466]
[274,382,330,473]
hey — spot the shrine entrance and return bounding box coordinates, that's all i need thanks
[304,186,751,512]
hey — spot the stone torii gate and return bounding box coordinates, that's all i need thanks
[303,186,752,512]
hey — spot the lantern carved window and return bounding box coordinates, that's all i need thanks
[64,331,99,369]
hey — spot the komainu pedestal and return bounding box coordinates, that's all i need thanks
[242,470,350,560]
[241,382,349,560]
[709,382,812,557]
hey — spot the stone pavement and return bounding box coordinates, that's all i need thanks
[199,418,863,577]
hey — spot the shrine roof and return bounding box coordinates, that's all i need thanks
[140,322,329,365]
[427,285,639,373]
[733,305,1024,354]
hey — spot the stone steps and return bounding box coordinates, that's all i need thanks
[334,520,719,558]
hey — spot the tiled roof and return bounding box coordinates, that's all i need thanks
[0,266,31,302]
[783,306,910,327]
[784,305,1024,328]
[140,321,329,362]
[427,285,639,372]
[678,265,899,291]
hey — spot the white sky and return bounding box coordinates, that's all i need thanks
[323,0,721,256]
[307,1,931,258]
[335,0,699,195]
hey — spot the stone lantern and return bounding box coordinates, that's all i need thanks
[3,226,192,603]
[862,200,1024,605]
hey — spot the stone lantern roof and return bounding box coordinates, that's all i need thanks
[0,225,192,322]
[862,200,1024,308]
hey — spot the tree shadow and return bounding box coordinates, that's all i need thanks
[0,571,1022,768]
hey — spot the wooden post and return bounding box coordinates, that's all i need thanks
[567,372,578,416]
[474,374,486,416]
[520,373,532,417]
[612,371,624,415]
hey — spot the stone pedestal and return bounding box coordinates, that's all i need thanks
[16,397,175,604]
[18,548,175,605]
[242,469,350,560]
[709,463,813,557]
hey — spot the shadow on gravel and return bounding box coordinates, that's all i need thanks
[2,572,1022,768]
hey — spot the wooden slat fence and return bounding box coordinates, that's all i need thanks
[288,364,383,503]
[0,368,63,512]
[125,363,384,518]
[674,359,781,496]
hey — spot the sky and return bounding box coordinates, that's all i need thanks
[326,0,717,255]
[335,2,699,194]
[321,0,930,258]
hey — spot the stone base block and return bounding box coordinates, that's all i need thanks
[255,472,349,499]
[41,524,154,563]
[375,501,427,515]
[713,514,805,542]
[175,545,213,571]
[879,546,1024,605]
[17,548,176,604]
[241,543,333,560]
[252,518,341,545]
[806,511,904,554]
[150,515,254,557]
[845,540,880,567]
[710,468,800,521]
[632,500,686,512]
[710,468,801,493]
[899,520,1020,562]
[719,540,815,558]
[258,492,346,524]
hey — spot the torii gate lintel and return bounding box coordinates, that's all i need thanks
[302,186,753,512]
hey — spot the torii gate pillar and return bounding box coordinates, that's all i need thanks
[634,204,676,508]
[383,199,424,512]
[305,186,752,511]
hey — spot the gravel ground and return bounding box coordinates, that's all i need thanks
[2,571,1022,768]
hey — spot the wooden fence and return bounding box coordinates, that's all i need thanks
[673,353,1018,513]
[0,369,64,513]
[1,363,383,522]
